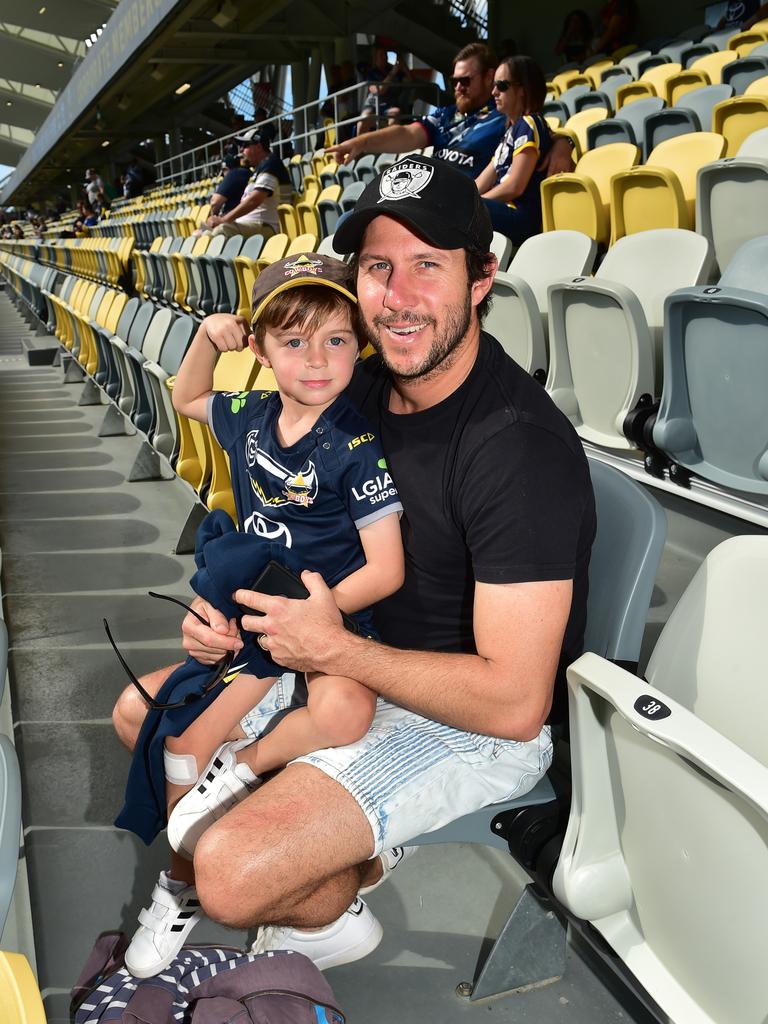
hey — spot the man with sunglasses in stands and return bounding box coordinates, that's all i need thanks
[327,42,573,181]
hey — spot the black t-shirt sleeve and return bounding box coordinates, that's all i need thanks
[461,423,589,584]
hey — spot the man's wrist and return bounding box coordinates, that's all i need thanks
[315,623,365,676]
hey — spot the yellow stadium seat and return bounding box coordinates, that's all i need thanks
[610,131,727,242]
[551,70,591,93]
[286,232,318,256]
[541,142,640,244]
[231,233,291,320]
[0,952,46,1024]
[583,60,614,90]
[727,29,768,55]
[615,80,656,108]
[664,70,710,107]
[745,74,768,97]
[688,50,737,85]
[253,232,290,274]
[712,94,768,154]
[277,203,300,239]
[564,107,609,153]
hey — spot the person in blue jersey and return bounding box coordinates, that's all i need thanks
[475,55,552,245]
[120,254,404,978]
[327,42,573,180]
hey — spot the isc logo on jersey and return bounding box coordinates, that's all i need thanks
[348,432,374,450]
[352,470,397,506]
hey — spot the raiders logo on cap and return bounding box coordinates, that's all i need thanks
[378,160,433,203]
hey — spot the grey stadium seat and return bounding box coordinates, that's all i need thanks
[555,535,768,1024]
[653,235,768,493]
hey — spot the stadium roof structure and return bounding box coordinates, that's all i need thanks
[0,1,118,177]
[0,0,481,207]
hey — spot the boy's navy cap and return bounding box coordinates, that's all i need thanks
[333,154,493,254]
[250,253,356,326]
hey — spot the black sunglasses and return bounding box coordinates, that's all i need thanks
[494,79,519,93]
[104,592,235,711]
[450,74,476,88]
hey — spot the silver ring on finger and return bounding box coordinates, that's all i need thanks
[257,633,269,651]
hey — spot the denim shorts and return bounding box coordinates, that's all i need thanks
[240,673,553,857]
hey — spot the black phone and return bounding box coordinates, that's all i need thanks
[245,560,359,634]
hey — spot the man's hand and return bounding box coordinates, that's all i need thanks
[236,571,346,673]
[182,597,243,665]
[541,136,576,177]
[326,138,368,164]
[206,214,223,228]
[204,313,251,352]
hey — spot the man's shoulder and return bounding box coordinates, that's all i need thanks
[257,152,289,181]
[470,334,584,450]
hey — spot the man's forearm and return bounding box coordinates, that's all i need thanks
[319,630,550,741]
[356,121,428,155]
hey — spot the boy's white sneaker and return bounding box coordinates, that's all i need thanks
[124,871,202,978]
[167,739,260,859]
[249,897,382,970]
[359,846,418,895]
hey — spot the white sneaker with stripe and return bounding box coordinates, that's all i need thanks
[124,871,203,978]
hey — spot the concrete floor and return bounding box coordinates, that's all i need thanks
[0,288,747,1022]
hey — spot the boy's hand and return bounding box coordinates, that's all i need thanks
[204,313,251,353]
[182,597,243,664]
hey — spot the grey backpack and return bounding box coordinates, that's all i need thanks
[71,933,345,1023]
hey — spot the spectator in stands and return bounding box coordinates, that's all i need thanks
[590,0,636,56]
[84,168,105,213]
[78,201,99,227]
[202,127,291,239]
[357,50,414,133]
[122,154,156,199]
[555,9,593,64]
[112,155,595,971]
[327,42,573,180]
[209,154,250,217]
[475,56,553,245]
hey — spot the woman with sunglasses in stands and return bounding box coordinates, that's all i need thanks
[474,55,553,246]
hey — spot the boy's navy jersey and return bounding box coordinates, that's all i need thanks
[416,101,506,178]
[209,389,403,588]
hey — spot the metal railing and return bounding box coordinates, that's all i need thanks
[447,0,488,37]
[154,78,442,186]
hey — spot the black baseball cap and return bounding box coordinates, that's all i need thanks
[333,154,493,254]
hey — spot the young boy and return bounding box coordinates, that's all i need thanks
[120,253,404,977]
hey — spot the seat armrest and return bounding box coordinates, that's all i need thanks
[568,652,768,818]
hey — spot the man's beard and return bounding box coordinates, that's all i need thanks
[358,289,473,382]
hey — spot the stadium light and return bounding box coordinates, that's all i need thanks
[175,83,191,95]
[101,140,110,147]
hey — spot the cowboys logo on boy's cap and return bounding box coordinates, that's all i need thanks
[333,154,493,254]
[250,253,356,326]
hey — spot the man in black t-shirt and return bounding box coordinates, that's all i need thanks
[112,157,595,970]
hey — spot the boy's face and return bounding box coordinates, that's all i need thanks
[250,305,358,412]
